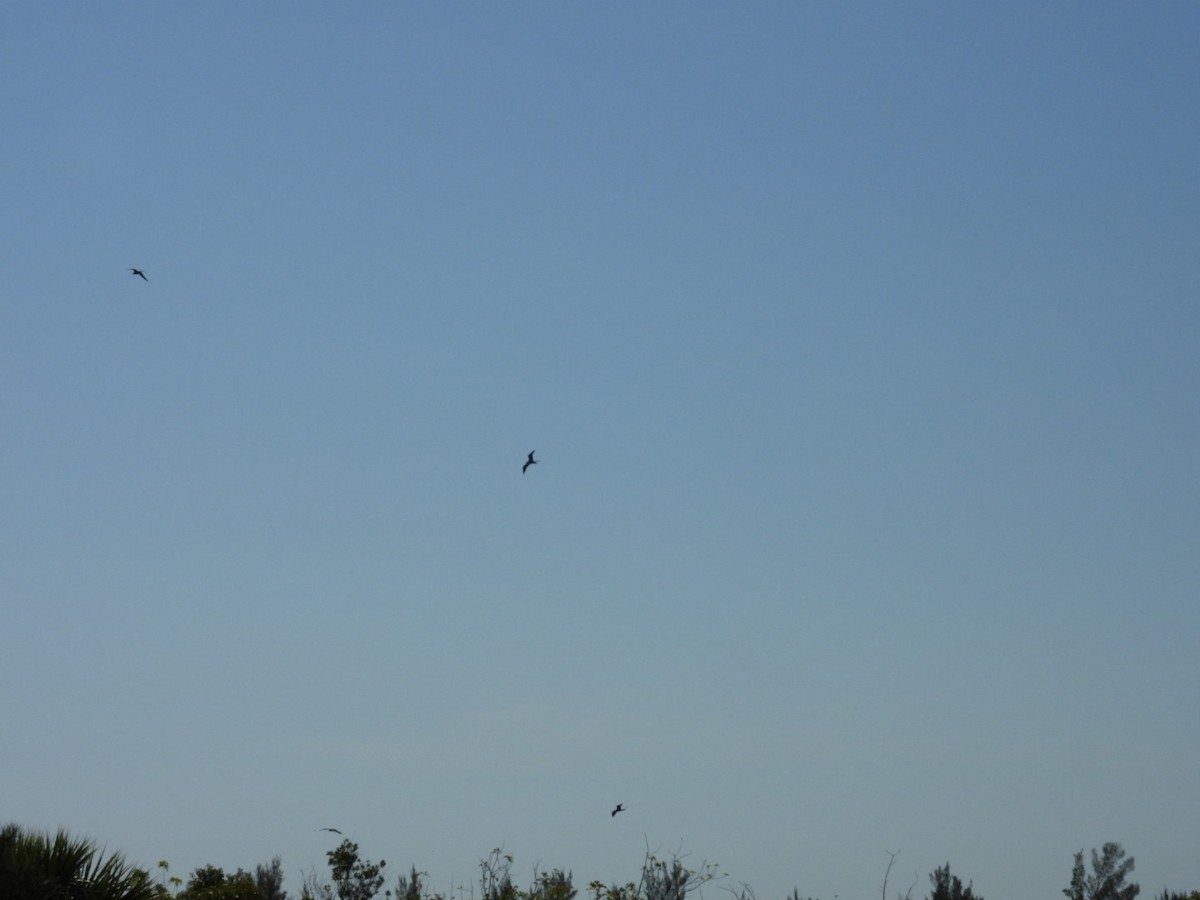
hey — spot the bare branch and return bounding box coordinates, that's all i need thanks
[881,850,901,900]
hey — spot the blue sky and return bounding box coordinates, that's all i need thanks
[2,4,1198,899]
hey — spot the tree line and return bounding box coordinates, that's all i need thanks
[1,823,1195,900]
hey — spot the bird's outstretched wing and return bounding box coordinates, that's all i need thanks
[317,827,343,834]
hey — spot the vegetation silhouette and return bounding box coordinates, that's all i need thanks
[4,822,1196,900]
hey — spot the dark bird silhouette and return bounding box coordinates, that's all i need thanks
[317,827,343,835]
[129,268,148,281]
[611,803,625,817]
[523,451,537,474]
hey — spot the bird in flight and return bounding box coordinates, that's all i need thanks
[611,803,625,817]
[523,451,537,474]
[317,827,343,835]
[129,268,148,281]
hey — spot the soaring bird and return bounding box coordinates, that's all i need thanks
[611,803,625,817]
[523,451,537,474]
[317,827,343,835]
[129,268,148,281]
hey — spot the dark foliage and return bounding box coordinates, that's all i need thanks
[1064,843,1139,900]
[256,857,288,900]
[928,863,981,900]
[328,840,386,900]
[178,864,262,900]
[0,822,162,900]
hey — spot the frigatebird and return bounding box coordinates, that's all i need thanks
[317,827,343,835]
[129,268,148,281]
[523,451,537,474]
[611,803,625,817]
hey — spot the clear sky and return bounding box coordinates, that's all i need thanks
[2,4,1197,899]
